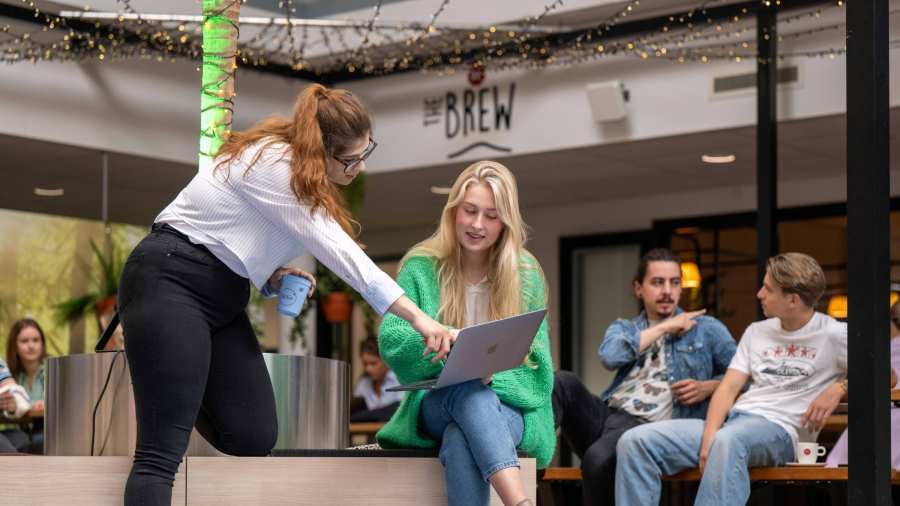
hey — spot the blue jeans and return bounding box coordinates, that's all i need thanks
[421,379,524,506]
[615,409,794,506]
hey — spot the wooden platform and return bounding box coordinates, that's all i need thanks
[2,455,536,505]
[3,456,186,506]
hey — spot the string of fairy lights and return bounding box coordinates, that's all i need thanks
[198,0,240,163]
[0,0,884,79]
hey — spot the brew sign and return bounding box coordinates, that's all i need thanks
[422,81,516,156]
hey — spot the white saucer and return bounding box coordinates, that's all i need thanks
[785,462,826,467]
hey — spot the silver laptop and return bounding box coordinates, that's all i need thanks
[386,308,547,392]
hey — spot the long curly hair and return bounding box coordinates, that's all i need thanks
[213,83,370,237]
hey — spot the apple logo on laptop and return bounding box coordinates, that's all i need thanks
[487,344,498,354]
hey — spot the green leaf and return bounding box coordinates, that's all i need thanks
[54,293,100,324]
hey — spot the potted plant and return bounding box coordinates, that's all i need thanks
[55,239,125,346]
[316,265,355,323]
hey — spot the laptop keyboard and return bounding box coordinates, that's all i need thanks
[403,378,438,388]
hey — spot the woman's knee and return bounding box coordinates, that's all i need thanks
[217,419,277,456]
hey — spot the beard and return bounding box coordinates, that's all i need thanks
[649,299,676,318]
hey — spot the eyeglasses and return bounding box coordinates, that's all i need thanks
[333,138,377,175]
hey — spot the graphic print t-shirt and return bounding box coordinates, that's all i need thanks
[730,312,847,448]
[608,319,674,422]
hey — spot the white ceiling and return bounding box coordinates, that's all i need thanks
[0,109,896,231]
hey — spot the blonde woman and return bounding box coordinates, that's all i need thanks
[377,161,554,506]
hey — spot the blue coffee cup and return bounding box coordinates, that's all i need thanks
[277,274,312,318]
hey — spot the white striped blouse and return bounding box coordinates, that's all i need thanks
[155,139,404,315]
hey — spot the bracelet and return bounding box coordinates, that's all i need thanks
[838,378,848,393]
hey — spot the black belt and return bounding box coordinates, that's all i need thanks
[151,222,190,241]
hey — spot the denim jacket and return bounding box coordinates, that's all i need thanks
[598,308,736,419]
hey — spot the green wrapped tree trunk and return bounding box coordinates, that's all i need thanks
[199,0,241,171]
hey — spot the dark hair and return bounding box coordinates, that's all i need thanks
[6,318,47,379]
[634,248,681,285]
[359,336,380,358]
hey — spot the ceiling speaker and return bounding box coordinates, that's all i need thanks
[585,81,628,123]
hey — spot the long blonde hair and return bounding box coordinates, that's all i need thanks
[403,161,536,328]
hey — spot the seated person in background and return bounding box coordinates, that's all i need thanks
[552,248,736,506]
[616,253,847,506]
[0,356,28,453]
[2,318,45,453]
[350,337,403,422]
[825,300,900,468]
[377,161,554,506]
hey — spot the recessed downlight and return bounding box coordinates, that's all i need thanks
[701,154,736,164]
[34,187,64,197]
[430,186,452,195]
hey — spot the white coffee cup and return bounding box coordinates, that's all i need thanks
[797,442,827,464]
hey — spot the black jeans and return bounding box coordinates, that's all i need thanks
[553,370,643,506]
[120,224,278,506]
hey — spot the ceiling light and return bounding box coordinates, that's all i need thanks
[430,186,452,195]
[701,154,736,164]
[34,187,64,197]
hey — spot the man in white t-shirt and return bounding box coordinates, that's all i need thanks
[614,252,848,506]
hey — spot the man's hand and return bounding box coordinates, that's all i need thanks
[662,310,706,336]
[800,382,844,432]
[671,379,718,405]
[639,309,707,352]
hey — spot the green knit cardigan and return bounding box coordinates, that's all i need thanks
[375,254,556,468]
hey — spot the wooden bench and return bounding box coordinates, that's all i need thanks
[542,466,900,483]
[539,466,899,506]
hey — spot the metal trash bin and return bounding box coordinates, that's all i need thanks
[44,353,349,456]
